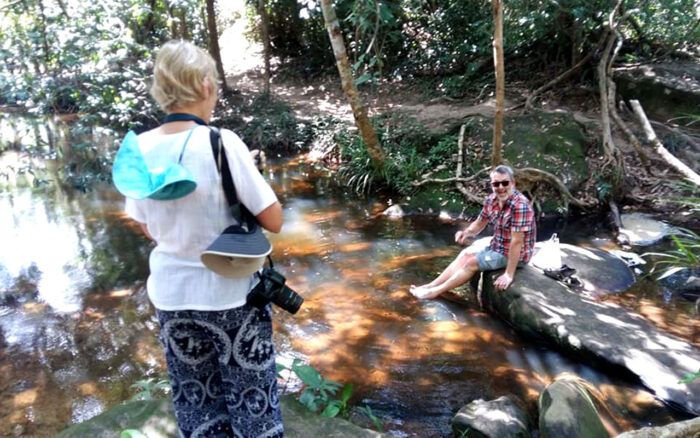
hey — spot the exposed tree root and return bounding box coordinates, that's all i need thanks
[515,167,594,209]
[630,100,700,187]
[456,124,486,205]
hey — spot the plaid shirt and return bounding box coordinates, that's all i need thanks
[477,189,536,263]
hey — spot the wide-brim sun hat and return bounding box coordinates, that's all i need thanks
[112,131,197,200]
[200,224,272,278]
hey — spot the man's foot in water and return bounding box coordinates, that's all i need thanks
[410,284,442,300]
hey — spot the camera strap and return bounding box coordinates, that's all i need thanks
[208,127,258,231]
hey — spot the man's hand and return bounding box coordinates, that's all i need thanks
[455,230,472,245]
[494,272,513,290]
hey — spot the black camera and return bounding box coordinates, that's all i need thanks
[247,267,303,314]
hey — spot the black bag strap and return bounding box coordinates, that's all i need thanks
[209,127,257,230]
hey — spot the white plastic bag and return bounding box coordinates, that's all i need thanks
[531,233,562,271]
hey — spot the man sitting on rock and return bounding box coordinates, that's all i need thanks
[410,165,536,299]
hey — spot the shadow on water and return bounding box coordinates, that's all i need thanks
[0,148,697,436]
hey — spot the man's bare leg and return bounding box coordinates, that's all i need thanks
[411,255,480,299]
[410,249,473,292]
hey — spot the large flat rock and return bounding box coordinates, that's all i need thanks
[479,266,700,415]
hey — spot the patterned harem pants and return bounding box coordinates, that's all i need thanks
[156,304,284,438]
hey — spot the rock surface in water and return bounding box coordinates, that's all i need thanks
[538,377,609,438]
[477,265,700,415]
[620,213,675,246]
[57,395,385,438]
[614,415,700,438]
[451,395,530,438]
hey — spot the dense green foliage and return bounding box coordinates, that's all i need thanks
[0,0,212,130]
[256,0,698,92]
[3,0,696,121]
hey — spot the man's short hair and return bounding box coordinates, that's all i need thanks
[491,165,514,181]
[150,40,219,112]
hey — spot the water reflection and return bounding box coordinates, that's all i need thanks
[0,155,695,436]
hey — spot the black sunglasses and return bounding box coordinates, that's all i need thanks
[490,180,510,188]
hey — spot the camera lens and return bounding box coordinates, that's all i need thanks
[272,285,303,314]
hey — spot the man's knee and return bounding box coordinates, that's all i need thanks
[457,252,479,270]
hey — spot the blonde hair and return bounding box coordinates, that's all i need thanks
[150,40,219,112]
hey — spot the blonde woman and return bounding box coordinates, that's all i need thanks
[123,40,284,437]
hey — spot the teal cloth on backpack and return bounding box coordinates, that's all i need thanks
[112,129,197,200]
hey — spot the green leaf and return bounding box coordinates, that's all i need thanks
[299,388,318,410]
[680,370,700,383]
[292,364,323,388]
[355,74,372,86]
[321,401,341,418]
[340,383,354,403]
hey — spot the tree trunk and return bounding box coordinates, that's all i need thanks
[205,0,228,91]
[491,0,504,167]
[320,0,384,168]
[180,9,189,40]
[598,31,618,161]
[257,0,271,96]
[37,0,51,74]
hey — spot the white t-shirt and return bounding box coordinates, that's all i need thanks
[124,126,278,311]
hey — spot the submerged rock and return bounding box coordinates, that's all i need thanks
[382,204,404,218]
[620,213,676,246]
[451,395,529,438]
[538,377,609,438]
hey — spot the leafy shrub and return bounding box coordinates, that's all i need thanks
[277,359,383,431]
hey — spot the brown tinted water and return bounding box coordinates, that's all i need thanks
[0,157,696,436]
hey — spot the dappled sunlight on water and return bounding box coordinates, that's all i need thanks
[0,156,696,436]
[603,291,700,346]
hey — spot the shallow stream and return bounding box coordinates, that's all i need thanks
[0,153,698,436]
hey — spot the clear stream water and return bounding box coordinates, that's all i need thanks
[0,151,698,436]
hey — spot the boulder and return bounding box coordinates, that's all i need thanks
[662,270,700,301]
[538,377,609,438]
[614,62,700,123]
[620,213,676,246]
[555,243,635,294]
[451,395,530,438]
[509,239,635,294]
[281,395,385,437]
[614,416,700,438]
[477,264,700,415]
[57,395,385,438]
[467,111,591,192]
[56,399,177,437]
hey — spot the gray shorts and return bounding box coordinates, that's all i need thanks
[475,248,527,271]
